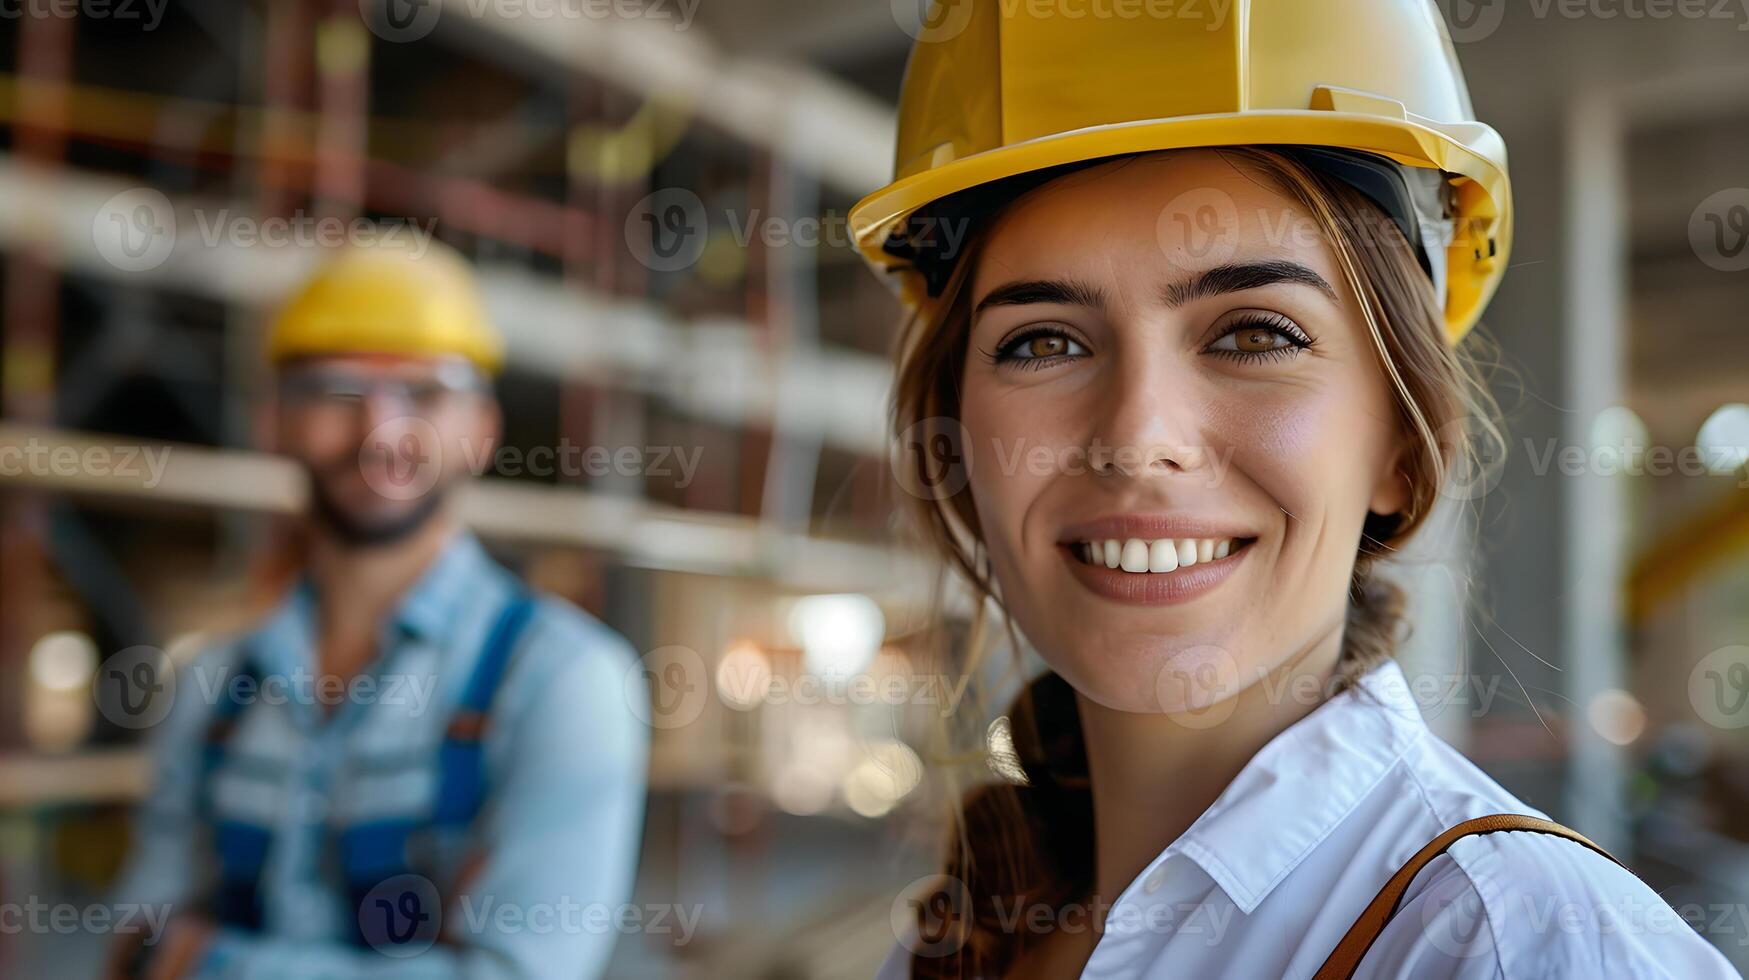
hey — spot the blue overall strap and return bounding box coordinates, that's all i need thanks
[200,655,271,933]
[433,591,539,827]
[341,590,539,950]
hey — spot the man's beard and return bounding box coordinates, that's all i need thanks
[308,473,449,547]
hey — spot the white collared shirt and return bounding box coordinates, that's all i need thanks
[880,659,1740,979]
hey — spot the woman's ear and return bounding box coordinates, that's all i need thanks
[1368,447,1412,518]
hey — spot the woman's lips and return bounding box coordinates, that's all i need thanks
[1059,536,1253,604]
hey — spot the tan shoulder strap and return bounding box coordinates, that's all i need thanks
[1311,814,1627,980]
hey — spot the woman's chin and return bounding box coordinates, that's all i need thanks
[1049,633,1255,715]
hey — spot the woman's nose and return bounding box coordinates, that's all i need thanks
[1086,360,1211,479]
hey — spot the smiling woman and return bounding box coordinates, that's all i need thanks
[948,150,1459,714]
[852,2,1743,979]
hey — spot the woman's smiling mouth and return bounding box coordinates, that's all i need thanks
[1056,518,1258,604]
[1072,536,1248,573]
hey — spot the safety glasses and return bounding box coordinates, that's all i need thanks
[277,360,486,413]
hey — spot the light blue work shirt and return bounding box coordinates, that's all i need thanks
[113,532,649,978]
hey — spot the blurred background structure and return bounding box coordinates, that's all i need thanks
[0,0,1746,976]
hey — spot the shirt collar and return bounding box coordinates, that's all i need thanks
[390,531,494,643]
[1162,658,1428,915]
[252,531,492,671]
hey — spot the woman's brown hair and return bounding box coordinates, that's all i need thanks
[889,147,1502,978]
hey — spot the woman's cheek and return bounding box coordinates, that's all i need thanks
[964,398,1078,593]
[1215,382,1361,513]
[961,398,1030,582]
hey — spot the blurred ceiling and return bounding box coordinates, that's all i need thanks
[682,0,910,94]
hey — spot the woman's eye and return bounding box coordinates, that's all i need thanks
[994,329,1088,366]
[1204,317,1312,361]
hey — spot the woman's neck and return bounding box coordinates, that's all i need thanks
[1077,624,1348,907]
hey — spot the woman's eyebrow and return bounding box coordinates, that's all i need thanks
[1160,260,1338,308]
[973,278,1108,315]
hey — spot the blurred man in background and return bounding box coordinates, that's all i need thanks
[106,239,649,978]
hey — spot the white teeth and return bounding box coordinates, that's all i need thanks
[1148,538,1178,573]
[1079,537,1242,574]
[1120,539,1150,572]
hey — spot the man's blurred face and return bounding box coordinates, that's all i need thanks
[273,354,499,545]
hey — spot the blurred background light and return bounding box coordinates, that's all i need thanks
[1589,688,1648,747]
[28,631,97,693]
[716,640,773,710]
[839,737,923,820]
[1697,403,1749,473]
[789,593,885,678]
[1589,404,1650,459]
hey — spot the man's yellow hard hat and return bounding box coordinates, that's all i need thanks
[848,0,1511,342]
[267,238,504,373]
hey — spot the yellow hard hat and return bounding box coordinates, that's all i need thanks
[268,238,504,373]
[848,0,1510,342]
